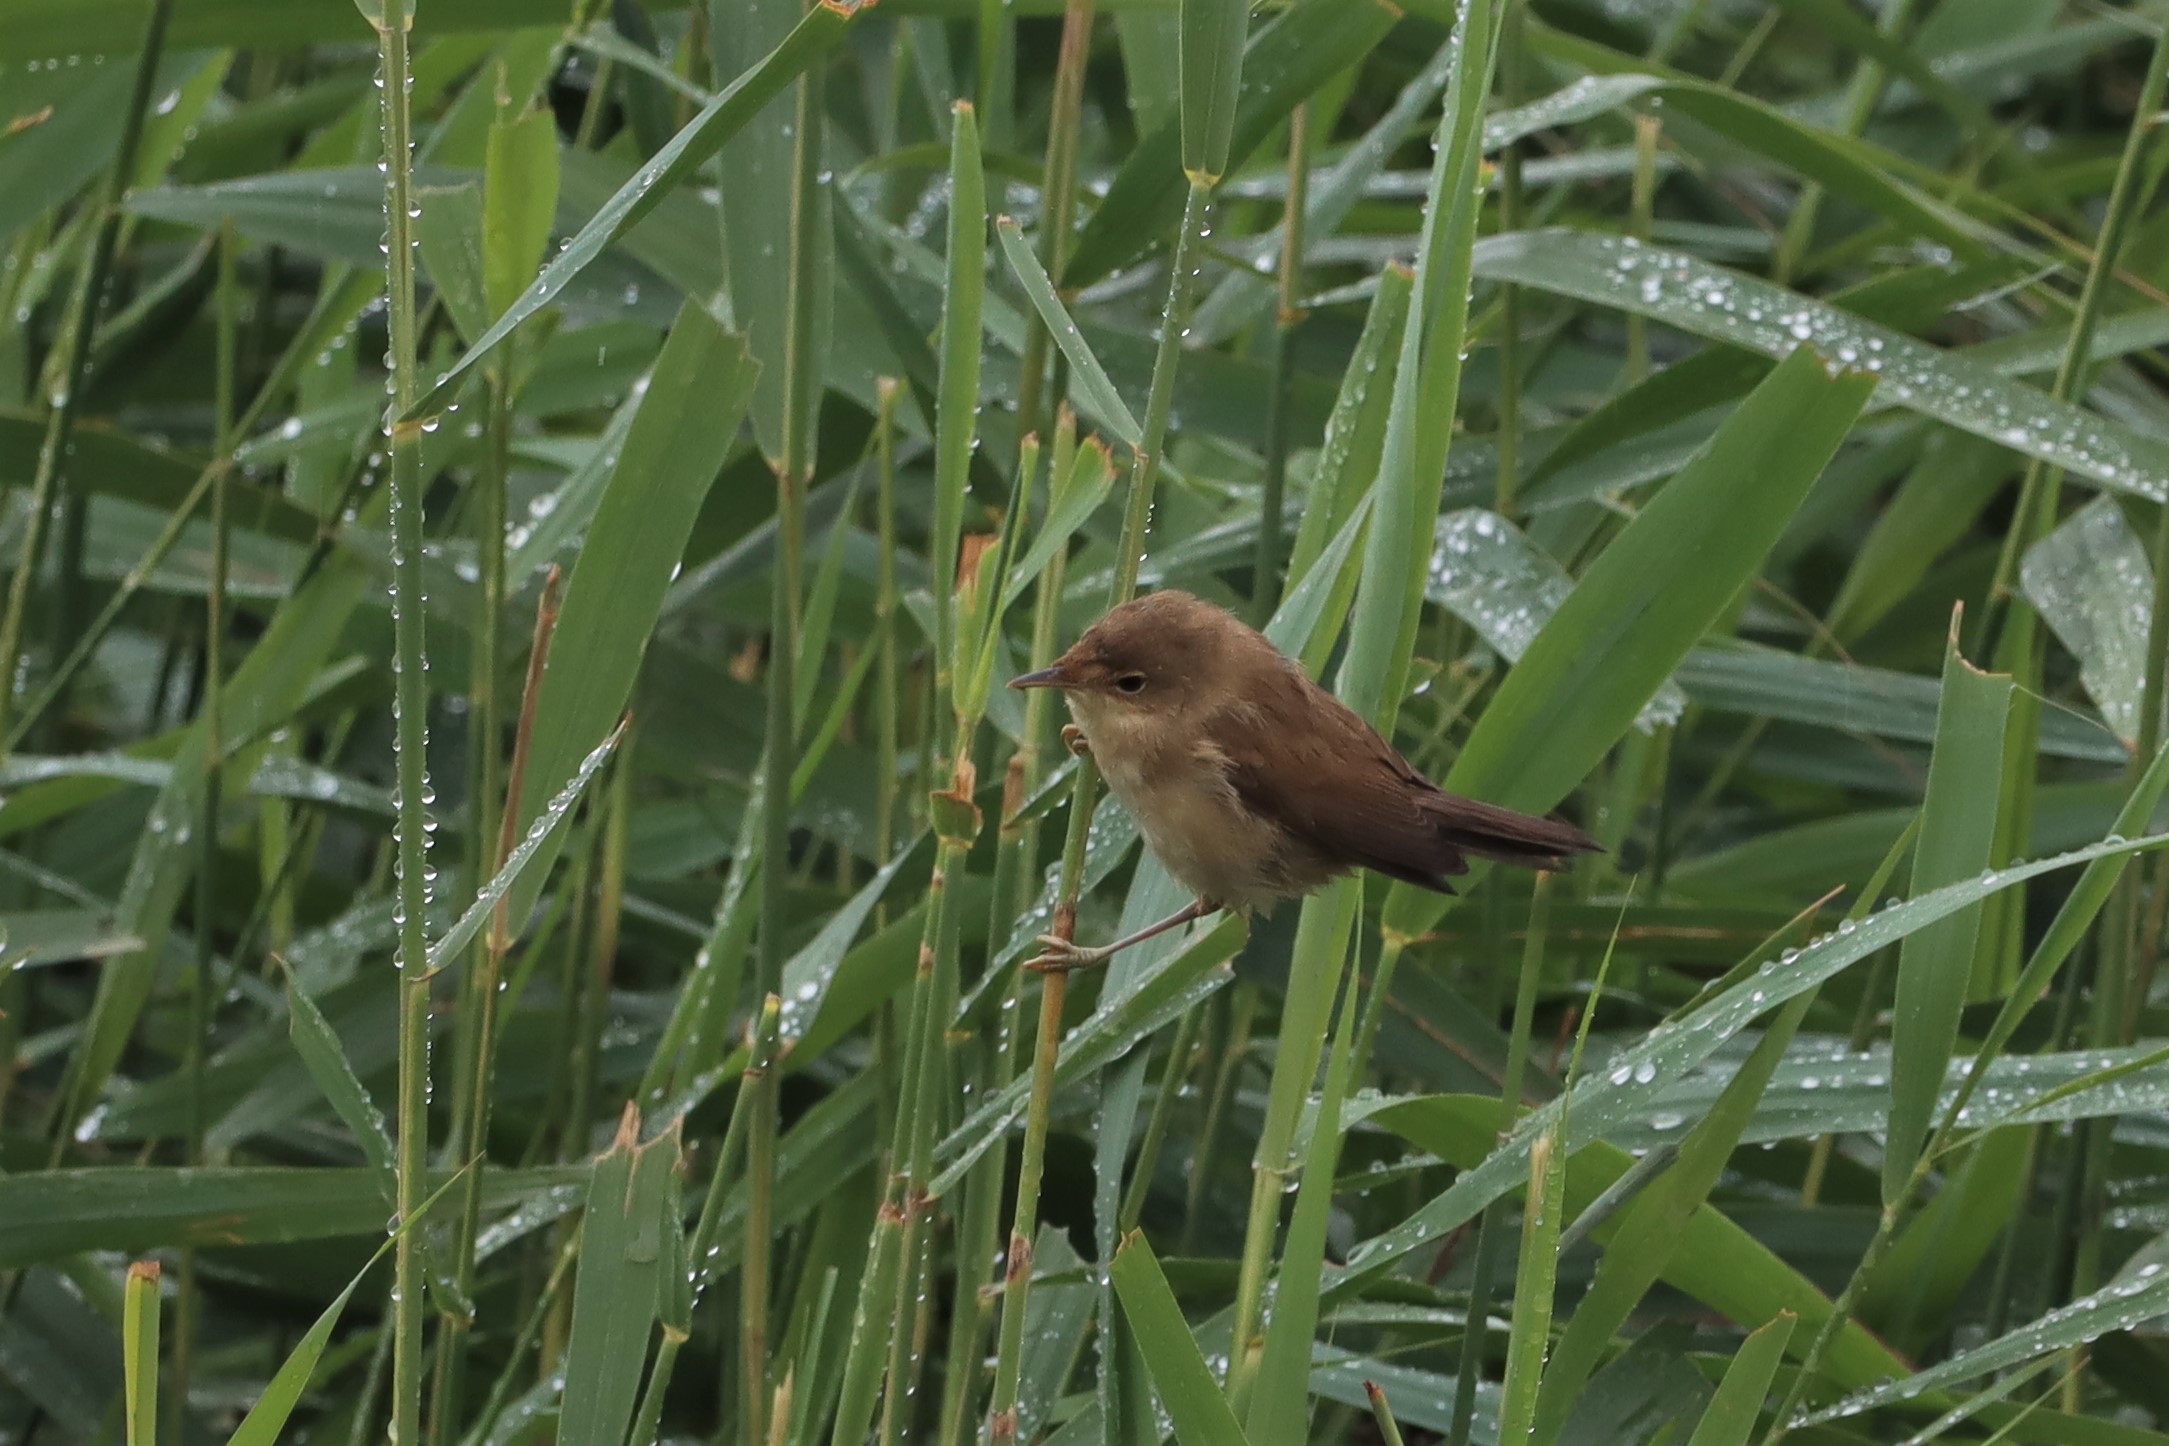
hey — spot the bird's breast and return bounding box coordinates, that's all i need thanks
[1069,702,1289,912]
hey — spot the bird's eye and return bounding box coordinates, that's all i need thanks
[1114,672,1147,695]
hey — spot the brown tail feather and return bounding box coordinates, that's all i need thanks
[1425,793,1601,873]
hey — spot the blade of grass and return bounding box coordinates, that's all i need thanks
[1495,1123,1564,1445]
[713,0,802,464]
[1109,1229,1252,1446]
[1884,613,2012,1204]
[1281,264,1408,598]
[1384,346,1875,944]
[1799,1260,2169,1430]
[1229,0,1507,1402]
[560,1108,684,1446]
[426,717,626,973]
[1531,991,1815,1443]
[1473,230,2169,503]
[504,305,755,926]
[993,218,1140,447]
[122,1260,159,1446]
[1242,942,1360,1446]
[1177,0,1246,183]
[1341,832,2169,1291]
[1685,1314,1796,1446]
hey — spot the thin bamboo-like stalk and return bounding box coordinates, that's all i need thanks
[432,567,561,1446]
[1253,103,1309,620]
[1771,0,1922,287]
[1010,0,1095,449]
[1364,1380,1409,1446]
[1229,0,1505,1398]
[741,988,785,1446]
[1450,873,1550,1446]
[1491,8,1523,518]
[935,427,1056,1446]
[986,176,1217,1443]
[1624,114,1660,386]
[123,1260,161,1446]
[749,28,829,1438]
[1989,19,2169,1319]
[173,219,239,1446]
[982,768,1092,1445]
[374,0,437,1440]
[630,994,777,1443]
[873,378,902,927]
[836,97,992,1446]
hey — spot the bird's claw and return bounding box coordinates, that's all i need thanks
[1060,724,1091,759]
[1025,933,1105,974]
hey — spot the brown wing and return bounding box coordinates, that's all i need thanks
[1214,661,1599,894]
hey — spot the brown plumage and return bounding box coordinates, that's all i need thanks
[1010,589,1599,969]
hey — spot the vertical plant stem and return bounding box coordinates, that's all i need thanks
[572,741,630,1140]
[1253,103,1309,619]
[880,812,972,1446]
[173,219,239,1446]
[1495,1125,1563,1444]
[374,2,436,1440]
[430,346,507,1437]
[2126,501,2169,1024]
[1989,21,2169,1314]
[831,1202,907,1446]
[985,172,1217,1443]
[1180,984,1254,1255]
[1111,182,1212,602]
[937,427,1056,1446]
[858,97,989,1444]
[1492,7,1523,518]
[742,990,784,1446]
[749,26,827,1436]
[124,1260,161,1446]
[636,994,776,1446]
[432,566,558,1446]
[1117,1005,1199,1231]
[983,815,1086,1444]
[1011,0,1095,447]
[1773,0,1920,286]
[1448,875,1550,1446]
[1365,1380,1409,1446]
[0,0,178,755]
[1625,114,1659,385]
[874,377,902,924]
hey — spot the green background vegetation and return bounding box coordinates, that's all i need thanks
[3,0,2169,1442]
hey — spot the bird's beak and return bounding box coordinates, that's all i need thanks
[1008,665,1070,691]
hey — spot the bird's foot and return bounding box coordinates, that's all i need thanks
[1060,724,1091,759]
[1025,933,1111,973]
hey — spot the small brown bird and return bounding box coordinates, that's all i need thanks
[1009,589,1600,970]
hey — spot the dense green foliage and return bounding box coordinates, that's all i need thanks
[4,0,2169,1443]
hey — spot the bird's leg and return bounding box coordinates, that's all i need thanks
[1060,723,1090,758]
[1028,897,1221,973]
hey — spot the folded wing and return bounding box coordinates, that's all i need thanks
[1214,666,1600,895]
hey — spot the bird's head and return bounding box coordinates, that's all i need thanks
[1008,589,1280,730]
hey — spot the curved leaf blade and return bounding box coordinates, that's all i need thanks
[1474,230,2169,502]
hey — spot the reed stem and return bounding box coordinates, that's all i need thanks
[374,1,436,1440]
